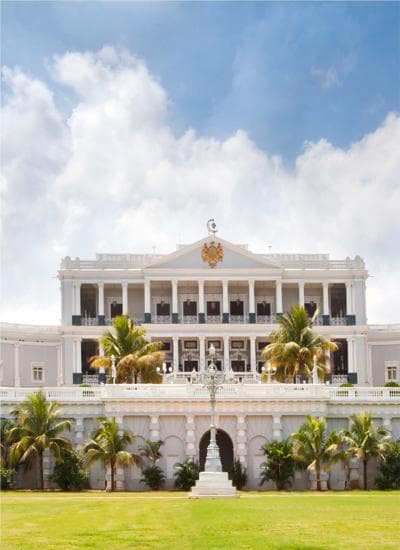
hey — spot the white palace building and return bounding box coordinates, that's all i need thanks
[1,226,400,490]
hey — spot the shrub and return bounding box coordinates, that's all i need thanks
[141,464,165,490]
[50,450,89,491]
[384,381,400,388]
[230,458,247,490]
[0,467,15,490]
[375,442,400,489]
[340,383,354,388]
[260,440,296,490]
[174,458,199,491]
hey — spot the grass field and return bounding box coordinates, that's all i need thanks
[1,491,400,549]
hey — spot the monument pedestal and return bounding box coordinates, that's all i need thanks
[190,471,238,498]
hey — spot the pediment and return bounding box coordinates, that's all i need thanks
[146,237,280,271]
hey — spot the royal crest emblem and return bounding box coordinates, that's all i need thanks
[201,241,224,268]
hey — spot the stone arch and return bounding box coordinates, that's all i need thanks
[248,435,268,489]
[162,435,185,480]
[199,429,234,473]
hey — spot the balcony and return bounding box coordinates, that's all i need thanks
[153,315,172,324]
[180,315,198,324]
[330,316,347,326]
[206,315,222,324]
[256,315,276,324]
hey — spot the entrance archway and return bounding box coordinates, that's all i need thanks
[199,429,234,473]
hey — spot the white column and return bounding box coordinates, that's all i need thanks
[199,336,206,372]
[323,282,330,316]
[275,280,283,314]
[236,416,247,467]
[122,282,128,315]
[73,338,82,373]
[272,415,283,441]
[172,280,178,314]
[14,343,21,387]
[98,283,104,316]
[185,416,196,459]
[74,282,81,315]
[56,345,63,386]
[144,280,151,313]
[250,336,256,374]
[223,336,230,373]
[149,416,160,441]
[198,280,205,314]
[346,282,353,315]
[298,281,305,307]
[248,280,255,315]
[347,338,355,373]
[222,280,229,315]
[173,337,179,372]
[99,341,105,374]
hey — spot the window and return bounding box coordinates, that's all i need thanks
[385,362,399,382]
[231,340,244,350]
[230,300,244,316]
[111,302,122,318]
[258,341,269,351]
[183,300,197,316]
[156,302,170,316]
[32,363,44,382]
[207,360,222,371]
[208,340,221,350]
[207,301,220,315]
[184,340,197,350]
[257,302,271,316]
[231,360,246,372]
[183,360,198,372]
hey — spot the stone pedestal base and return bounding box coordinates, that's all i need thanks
[190,471,238,498]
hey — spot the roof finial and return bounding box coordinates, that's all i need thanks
[207,218,218,235]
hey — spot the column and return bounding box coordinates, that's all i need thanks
[347,337,356,377]
[185,416,196,460]
[150,416,160,441]
[99,341,105,378]
[323,282,330,325]
[122,282,128,315]
[56,345,63,386]
[248,280,255,323]
[223,336,230,373]
[144,280,151,323]
[172,280,178,323]
[250,336,256,375]
[198,280,205,323]
[298,281,305,307]
[222,280,229,323]
[272,415,283,441]
[275,280,283,314]
[72,282,81,325]
[14,342,21,387]
[199,336,206,372]
[98,283,105,325]
[43,448,52,489]
[73,338,82,383]
[236,416,247,468]
[346,281,355,325]
[173,337,179,373]
[74,417,85,451]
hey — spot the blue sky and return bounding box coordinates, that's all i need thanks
[1,2,400,324]
[3,1,399,162]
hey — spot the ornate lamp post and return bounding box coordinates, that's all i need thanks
[111,354,116,384]
[203,344,225,472]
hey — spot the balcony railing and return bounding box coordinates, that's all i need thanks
[1,384,399,403]
[230,315,247,324]
[153,315,172,324]
[330,316,347,326]
[180,315,198,324]
[207,315,222,323]
[81,316,99,326]
[256,315,276,324]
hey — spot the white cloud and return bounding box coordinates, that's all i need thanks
[311,66,342,89]
[1,47,399,324]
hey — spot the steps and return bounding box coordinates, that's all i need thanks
[190,471,238,498]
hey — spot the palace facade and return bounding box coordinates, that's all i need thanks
[1,231,399,490]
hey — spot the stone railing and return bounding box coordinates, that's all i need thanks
[1,384,399,403]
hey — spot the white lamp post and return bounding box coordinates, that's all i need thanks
[111,354,116,385]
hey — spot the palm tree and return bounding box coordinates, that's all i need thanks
[263,305,337,382]
[8,390,72,490]
[139,439,163,464]
[0,419,15,468]
[342,412,392,490]
[174,459,199,491]
[84,417,141,491]
[90,316,164,383]
[139,439,165,490]
[292,416,341,491]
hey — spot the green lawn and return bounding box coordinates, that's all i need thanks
[1,491,399,549]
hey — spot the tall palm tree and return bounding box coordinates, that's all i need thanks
[263,305,337,382]
[8,390,72,490]
[84,417,141,491]
[0,419,15,468]
[90,316,164,383]
[139,439,164,465]
[342,412,392,490]
[292,416,341,491]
